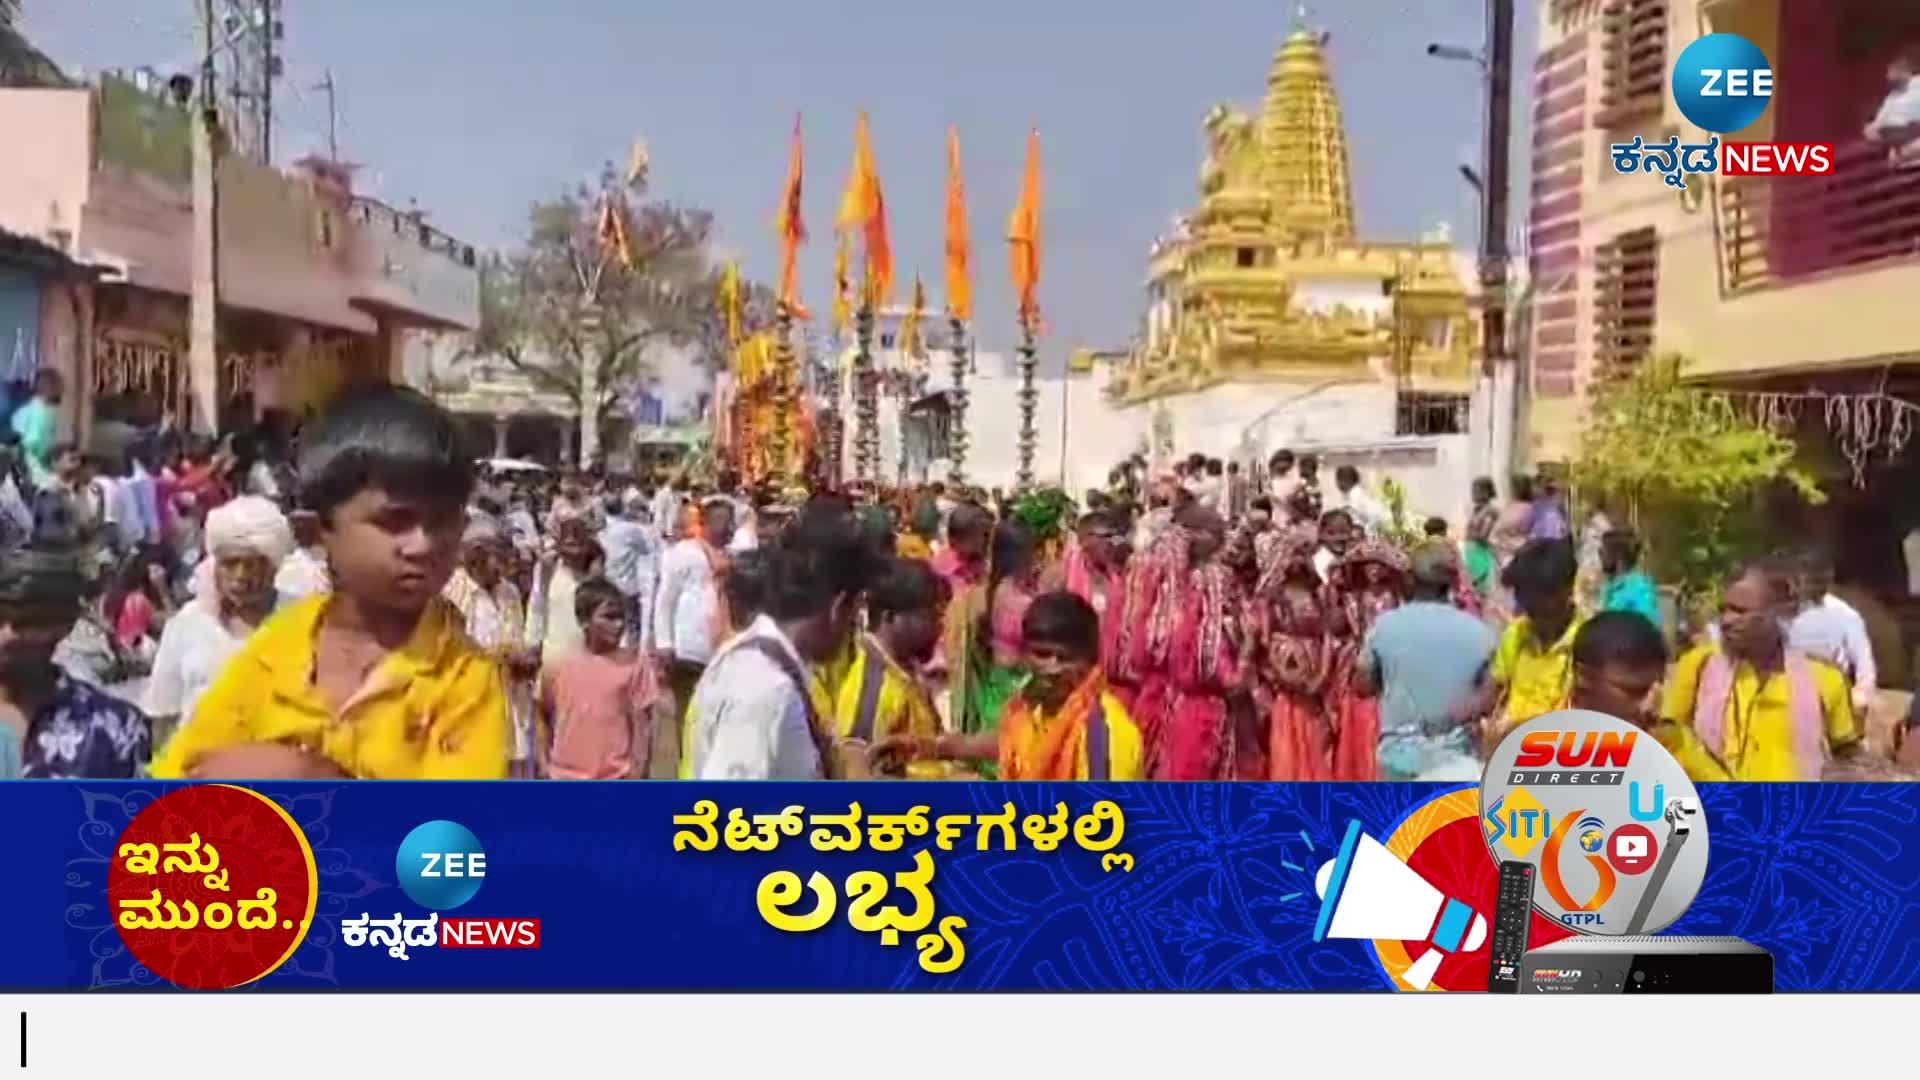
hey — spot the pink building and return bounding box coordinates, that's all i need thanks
[0,74,478,442]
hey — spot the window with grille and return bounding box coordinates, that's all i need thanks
[1593,226,1658,378]
[1396,392,1469,436]
[1596,0,1667,126]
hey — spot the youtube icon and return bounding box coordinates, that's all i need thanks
[1607,825,1660,876]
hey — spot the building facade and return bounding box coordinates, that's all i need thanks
[0,74,478,444]
[1102,27,1483,524]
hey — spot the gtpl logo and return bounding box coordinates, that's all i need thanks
[1541,807,1617,927]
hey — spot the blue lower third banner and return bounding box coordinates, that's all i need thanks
[2,782,1916,992]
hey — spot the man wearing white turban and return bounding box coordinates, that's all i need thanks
[145,496,292,740]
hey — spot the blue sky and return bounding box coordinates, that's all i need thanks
[24,1,1536,363]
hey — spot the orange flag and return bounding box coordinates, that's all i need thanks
[773,113,807,312]
[1007,126,1042,326]
[836,112,893,308]
[832,232,852,333]
[866,175,893,308]
[944,125,972,322]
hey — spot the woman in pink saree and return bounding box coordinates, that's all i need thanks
[1326,538,1412,782]
[1158,507,1243,780]
[1255,526,1337,781]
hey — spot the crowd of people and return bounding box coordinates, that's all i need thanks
[0,379,1909,783]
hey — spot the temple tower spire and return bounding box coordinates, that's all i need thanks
[1260,22,1356,244]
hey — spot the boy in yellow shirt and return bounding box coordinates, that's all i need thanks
[881,591,1142,780]
[151,387,510,780]
[836,557,949,744]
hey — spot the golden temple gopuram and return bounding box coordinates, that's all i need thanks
[1108,27,1477,406]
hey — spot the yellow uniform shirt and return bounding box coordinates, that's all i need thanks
[1492,615,1587,729]
[1001,691,1145,781]
[151,595,511,780]
[834,636,941,742]
[1659,645,1859,782]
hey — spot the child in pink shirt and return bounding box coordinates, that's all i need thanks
[537,577,661,779]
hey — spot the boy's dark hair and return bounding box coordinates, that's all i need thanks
[1205,458,1224,476]
[32,369,62,394]
[1502,538,1578,595]
[1573,611,1669,673]
[1320,507,1354,530]
[297,386,475,520]
[1424,516,1448,537]
[572,576,627,626]
[946,501,993,544]
[868,557,949,619]
[1601,528,1640,565]
[763,515,875,621]
[1733,557,1799,605]
[1022,590,1100,661]
[1335,464,1361,486]
[725,549,772,623]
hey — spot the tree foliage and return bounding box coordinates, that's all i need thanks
[466,162,762,432]
[1,1,73,89]
[1570,353,1823,600]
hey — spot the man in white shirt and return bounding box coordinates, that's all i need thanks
[1788,554,1877,711]
[598,491,662,650]
[1332,464,1391,536]
[685,515,874,780]
[654,498,735,714]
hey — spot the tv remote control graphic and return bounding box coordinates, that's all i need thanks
[1489,860,1535,993]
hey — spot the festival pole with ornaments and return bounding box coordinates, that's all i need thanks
[838,112,893,486]
[771,114,808,489]
[944,124,974,487]
[1007,127,1043,493]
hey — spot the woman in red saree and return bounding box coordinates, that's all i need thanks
[1255,526,1337,780]
[1113,523,1188,769]
[1158,507,1243,780]
[1326,538,1411,781]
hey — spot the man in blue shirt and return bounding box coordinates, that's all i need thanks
[9,370,62,490]
[1600,528,1663,632]
[1355,543,1499,781]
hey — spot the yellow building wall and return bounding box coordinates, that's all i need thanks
[1531,0,1920,461]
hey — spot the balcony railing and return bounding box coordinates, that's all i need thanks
[349,196,478,268]
[1718,137,1920,295]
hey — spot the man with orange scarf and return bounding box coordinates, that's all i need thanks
[877,591,1142,780]
[653,497,737,716]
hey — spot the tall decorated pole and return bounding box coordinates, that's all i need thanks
[944,124,974,487]
[896,277,927,483]
[838,111,892,487]
[827,232,852,487]
[1007,127,1044,493]
[772,113,807,489]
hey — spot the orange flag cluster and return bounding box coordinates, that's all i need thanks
[761,115,1042,336]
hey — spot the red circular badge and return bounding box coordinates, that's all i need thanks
[1606,824,1660,876]
[108,785,318,990]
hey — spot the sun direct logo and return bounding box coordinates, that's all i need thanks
[1506,728,1639,786]
[342,819,542,961]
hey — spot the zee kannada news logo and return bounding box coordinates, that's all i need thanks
[343,819,541,961]
[1612,31,1833,188]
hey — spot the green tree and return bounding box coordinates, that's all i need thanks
[466,161,747,462]
[1570,353,1822,605]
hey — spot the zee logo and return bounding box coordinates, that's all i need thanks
[1673,33,1775,134]
[397,820,489,911]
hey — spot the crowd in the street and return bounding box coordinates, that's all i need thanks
[0,378,1911,783]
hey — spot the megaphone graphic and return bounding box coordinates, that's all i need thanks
[1314,820,1488,990]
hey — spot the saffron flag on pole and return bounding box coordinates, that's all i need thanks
[1007,126,1042,326]
[900,276,925,365]
[836,112,893,308]
[596,191,634,270]
[832,232,852,334]
[774,113,807,313]
[944,124,972,322]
